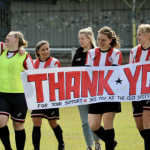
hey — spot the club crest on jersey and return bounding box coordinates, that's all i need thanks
[46,66,51,68]
[108,56,113,63]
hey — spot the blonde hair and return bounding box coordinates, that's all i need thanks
[35,40,50,58]
[79,27,97,48]
[11,31,28,48]
[98,26,121,48]
[138,24,150,34]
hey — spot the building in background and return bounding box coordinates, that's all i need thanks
[0,0,150,65]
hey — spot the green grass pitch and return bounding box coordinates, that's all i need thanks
[0,102,144,150]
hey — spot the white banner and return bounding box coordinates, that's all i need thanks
[21,61,150,110]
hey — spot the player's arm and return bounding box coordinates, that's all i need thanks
[129,50,134,64]
[0,42,8,55]
[85,51,92,66]
[18,47,26,56]
[0,42,25,56]
[112,51,122,65]
[54,60,61,68]
[23,54,35,70]
[72,53,77,66]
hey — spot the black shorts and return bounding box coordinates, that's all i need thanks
[31,108,59,120]
[0,92,27,123]
[88,102,121,114]
[132,100,150,117]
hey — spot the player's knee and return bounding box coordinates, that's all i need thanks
[32,118,42,127]
[136,124,144,131]
[0,115,8,127]
[103,120,113,130]
[143,118,150,129]
[33,121,42,127]
[13,122,24,131]
[49,120,57,129]
[89,122,99,131]
[104,123,113,130]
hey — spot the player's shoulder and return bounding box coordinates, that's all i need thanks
[113,48,121,53]
[88,48,97,53]
[33,59,38,64]
[51,57,59,62]
[131,45,140,52]
[0,42,8,51]
[0,42,4,46]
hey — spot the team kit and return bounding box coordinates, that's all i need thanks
[0,24,150,150]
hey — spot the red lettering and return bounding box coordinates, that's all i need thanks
[28,74,47,103]
[98,70,114,95]
[49,72,65,101]
[124,65,141,95]
[82,71,98,97]
[141,64,150,94]
[66,71,81,99]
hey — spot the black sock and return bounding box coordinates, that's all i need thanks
[0,125,12,150]
[15,129,26,150]
[53,124,64,145]
[105,128,115,150]
[144,129,150,150]
[93,126,105,142]
[139,130,144,139]
[32,126,41,150]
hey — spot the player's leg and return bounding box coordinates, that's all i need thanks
[102,102,121,150]
[88,113,102,136]
[132,101,144,138]
[78,104,99,150]
[103,112,116,150]
[134,117,144,138]
[47,108,64,150]
[11,93,28,150]
[143,100,150,150]
[88,103,105,144]
[13,121,26,150]
[31,110,43,150]
[0,115,12,150]
[0,93,12,150]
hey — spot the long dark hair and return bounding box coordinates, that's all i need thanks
[98,26,121,48]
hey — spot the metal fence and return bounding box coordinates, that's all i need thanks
[0,2,10,41]
[25,47,131,65]
[0,0,150,48]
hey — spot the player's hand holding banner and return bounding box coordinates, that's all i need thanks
[21,61,150,110]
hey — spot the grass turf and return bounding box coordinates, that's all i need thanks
[0,102,144,150]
